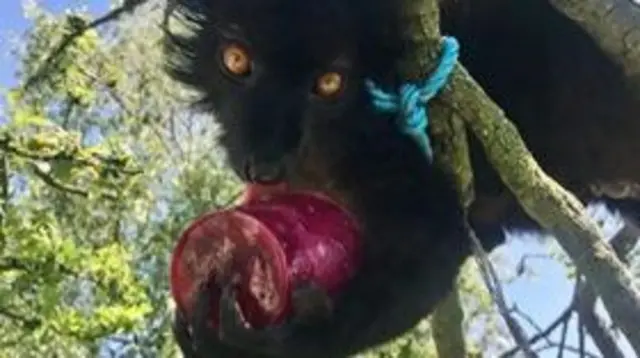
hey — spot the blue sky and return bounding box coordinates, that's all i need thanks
[0,1,634,357]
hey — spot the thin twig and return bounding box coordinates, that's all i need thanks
[515,253,555,277]
[557,308,571,358]
[30,163,118,200]
[500,279,583,358]
[23,0,150,90]
[502,303,601,358]
[534,342,600,358]
[168,109,186,159]
[0,135,142,176]
[510,304,556,348]
[465,219,538,358]
[0,155,8,250]
[578,311,586,358]
[500,302,574,358]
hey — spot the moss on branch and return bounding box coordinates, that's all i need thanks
[398,0,640,353]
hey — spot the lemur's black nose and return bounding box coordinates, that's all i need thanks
[243,156,286,184]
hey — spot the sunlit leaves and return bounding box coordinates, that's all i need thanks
[18,11,101,109]
[10,106,48,129]
[0,202,149,342]
[0,1,238,356]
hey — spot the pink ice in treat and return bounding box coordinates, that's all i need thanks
[170,186,361,329]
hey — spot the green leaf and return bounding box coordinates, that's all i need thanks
[12,107,48,127]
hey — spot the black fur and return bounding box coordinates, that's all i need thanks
[164,0,640,356]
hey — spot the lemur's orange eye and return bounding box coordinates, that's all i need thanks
[221,44,252,76]
[314,72,344,98]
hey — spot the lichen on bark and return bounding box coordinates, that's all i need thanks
[398,0,640,353]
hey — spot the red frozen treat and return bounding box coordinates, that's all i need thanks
[169,188,361,329]
[240,182,289,203]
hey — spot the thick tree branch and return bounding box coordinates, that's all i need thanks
[610,217,640,260]
[576,280,625,358]
[400,3,535,355]
[549,0,640,92]
[400,0,640,352]
[574,215,638,357]
[451,39,640,356]
[23,0,150,90]
[431,285,467,357]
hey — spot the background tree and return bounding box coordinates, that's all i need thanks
[1,1,239,356]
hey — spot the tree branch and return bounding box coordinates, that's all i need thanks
[500,301,574,358]
[431,285,467,357]
[557,310,571,357]
[533,342,599,358]
[573,215,638,357]
[454,39,640,355]
[446,65,640,352]
[29,163,117,200]
[576,279,625,358]
[0,133,142,176]
[23,0,150,90]
[610,216,640,261]
[0,155,8,250]
[549,0,640,93]
[503,296,602,358]
[400,0,640,352]
[466,223,538,357]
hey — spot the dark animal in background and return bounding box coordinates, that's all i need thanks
[163,0,640,356]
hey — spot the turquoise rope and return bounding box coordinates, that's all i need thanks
[365,36,460,160]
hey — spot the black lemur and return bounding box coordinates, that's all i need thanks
[163,0,640,356]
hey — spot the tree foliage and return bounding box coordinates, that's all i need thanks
[0,2,240,356]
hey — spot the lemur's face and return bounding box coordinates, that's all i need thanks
[166,0,402,183]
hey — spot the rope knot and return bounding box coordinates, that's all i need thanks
[398,83,425,130]
[366,36,460,160]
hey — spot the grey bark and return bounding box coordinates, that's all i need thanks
[549,0,640,94]
[577,217,639,357]
[432,286,468,357]
[398,0,640,353]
